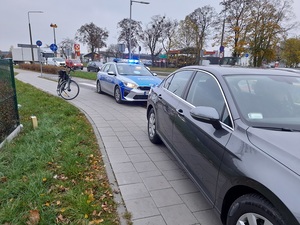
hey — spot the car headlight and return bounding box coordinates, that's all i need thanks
[124,82,138,89]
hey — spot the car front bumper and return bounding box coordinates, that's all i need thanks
[123,88,150,101]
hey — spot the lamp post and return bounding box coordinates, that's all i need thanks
[28,11,43,63]
[50,23,57,56]
[219,1,226,65]
[129,0,149,59]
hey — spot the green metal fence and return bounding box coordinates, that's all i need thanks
[0,59,20,144]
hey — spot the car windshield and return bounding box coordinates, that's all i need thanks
[225,74,300,130]
[116,64,153,76]
[54,57,64,62]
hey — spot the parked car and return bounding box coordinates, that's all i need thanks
[87,61,103,72]
[47,57,66,67]
[147,65,300,225]
[65,59,83,70]
[96,60,162,103]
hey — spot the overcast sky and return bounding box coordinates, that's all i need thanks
[1,0,299,53]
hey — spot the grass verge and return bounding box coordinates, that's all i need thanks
[71,70,97,80]
[0,80,120,225]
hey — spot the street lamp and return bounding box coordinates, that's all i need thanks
[28,11,43,63]
[129,0,149,59]
[50,23,57,56]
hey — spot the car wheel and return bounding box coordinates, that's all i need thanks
[227,194,286,225]
[147,108,162,144]
[114,86,122,104]
[96,81,103,94]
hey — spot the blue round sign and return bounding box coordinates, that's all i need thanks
[219,45,224,53]
[36,40,42,47]
[50,43,58,52]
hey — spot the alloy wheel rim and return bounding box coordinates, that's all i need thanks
[148,113,156,138]
[97,82,101,92]
[115,88,120,101]
[237,213,273,225]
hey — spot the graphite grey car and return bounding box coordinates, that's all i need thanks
[146,65,300,225]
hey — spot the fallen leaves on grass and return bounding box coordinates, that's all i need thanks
[89,219,104,224]
[26,210,40,225]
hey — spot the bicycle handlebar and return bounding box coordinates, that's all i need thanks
[65,66,74,71]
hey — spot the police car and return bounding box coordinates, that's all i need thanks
[96,59,162,103]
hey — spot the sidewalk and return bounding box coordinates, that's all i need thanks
[15,69,222,225]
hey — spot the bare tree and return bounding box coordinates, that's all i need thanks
[141,15,166,66]
[75,22,109,61]
[161,18,178,54]
[117,18,143,54]
[59,38,76,59]
[106,44,123,58]
[187,6,218,64]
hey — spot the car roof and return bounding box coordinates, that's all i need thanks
[179,65,300,78]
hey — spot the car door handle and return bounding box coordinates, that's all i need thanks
[177,109,184,116]
[158,94,162,99]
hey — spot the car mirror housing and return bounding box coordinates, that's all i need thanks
[190,106,221,130]
[107,71,116,76]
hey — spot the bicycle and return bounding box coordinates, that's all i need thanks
[57,67,80,100]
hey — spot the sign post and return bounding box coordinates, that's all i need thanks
[219,45,224,65]
[36,40,43,77]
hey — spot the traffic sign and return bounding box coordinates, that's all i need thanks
[219,52,224,59]
[159,54,167,59]
[50,43,58,52]
[17,44,37,48]
[118,43,125,53]
[36,40,42,47]
[220,45,224,53]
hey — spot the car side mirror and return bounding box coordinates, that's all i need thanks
[107,71,116,75]
[190,106,222,130]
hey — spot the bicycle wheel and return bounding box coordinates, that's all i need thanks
[59,80,80,100]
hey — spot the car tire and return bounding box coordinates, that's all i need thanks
[227,194,286,225]
[114,86,122,104]
[96,81,103,94]
[147,108,162,144]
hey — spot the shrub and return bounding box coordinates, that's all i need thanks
[19,64,61,75]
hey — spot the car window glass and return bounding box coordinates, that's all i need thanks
[101,64,110,72]
[166,70,194,97]
[109,65,116,74]
[186,72,227,122]
[117,64,153,76]
[163,75,173,89]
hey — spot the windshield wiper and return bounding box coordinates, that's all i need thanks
[252,126,300,132]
